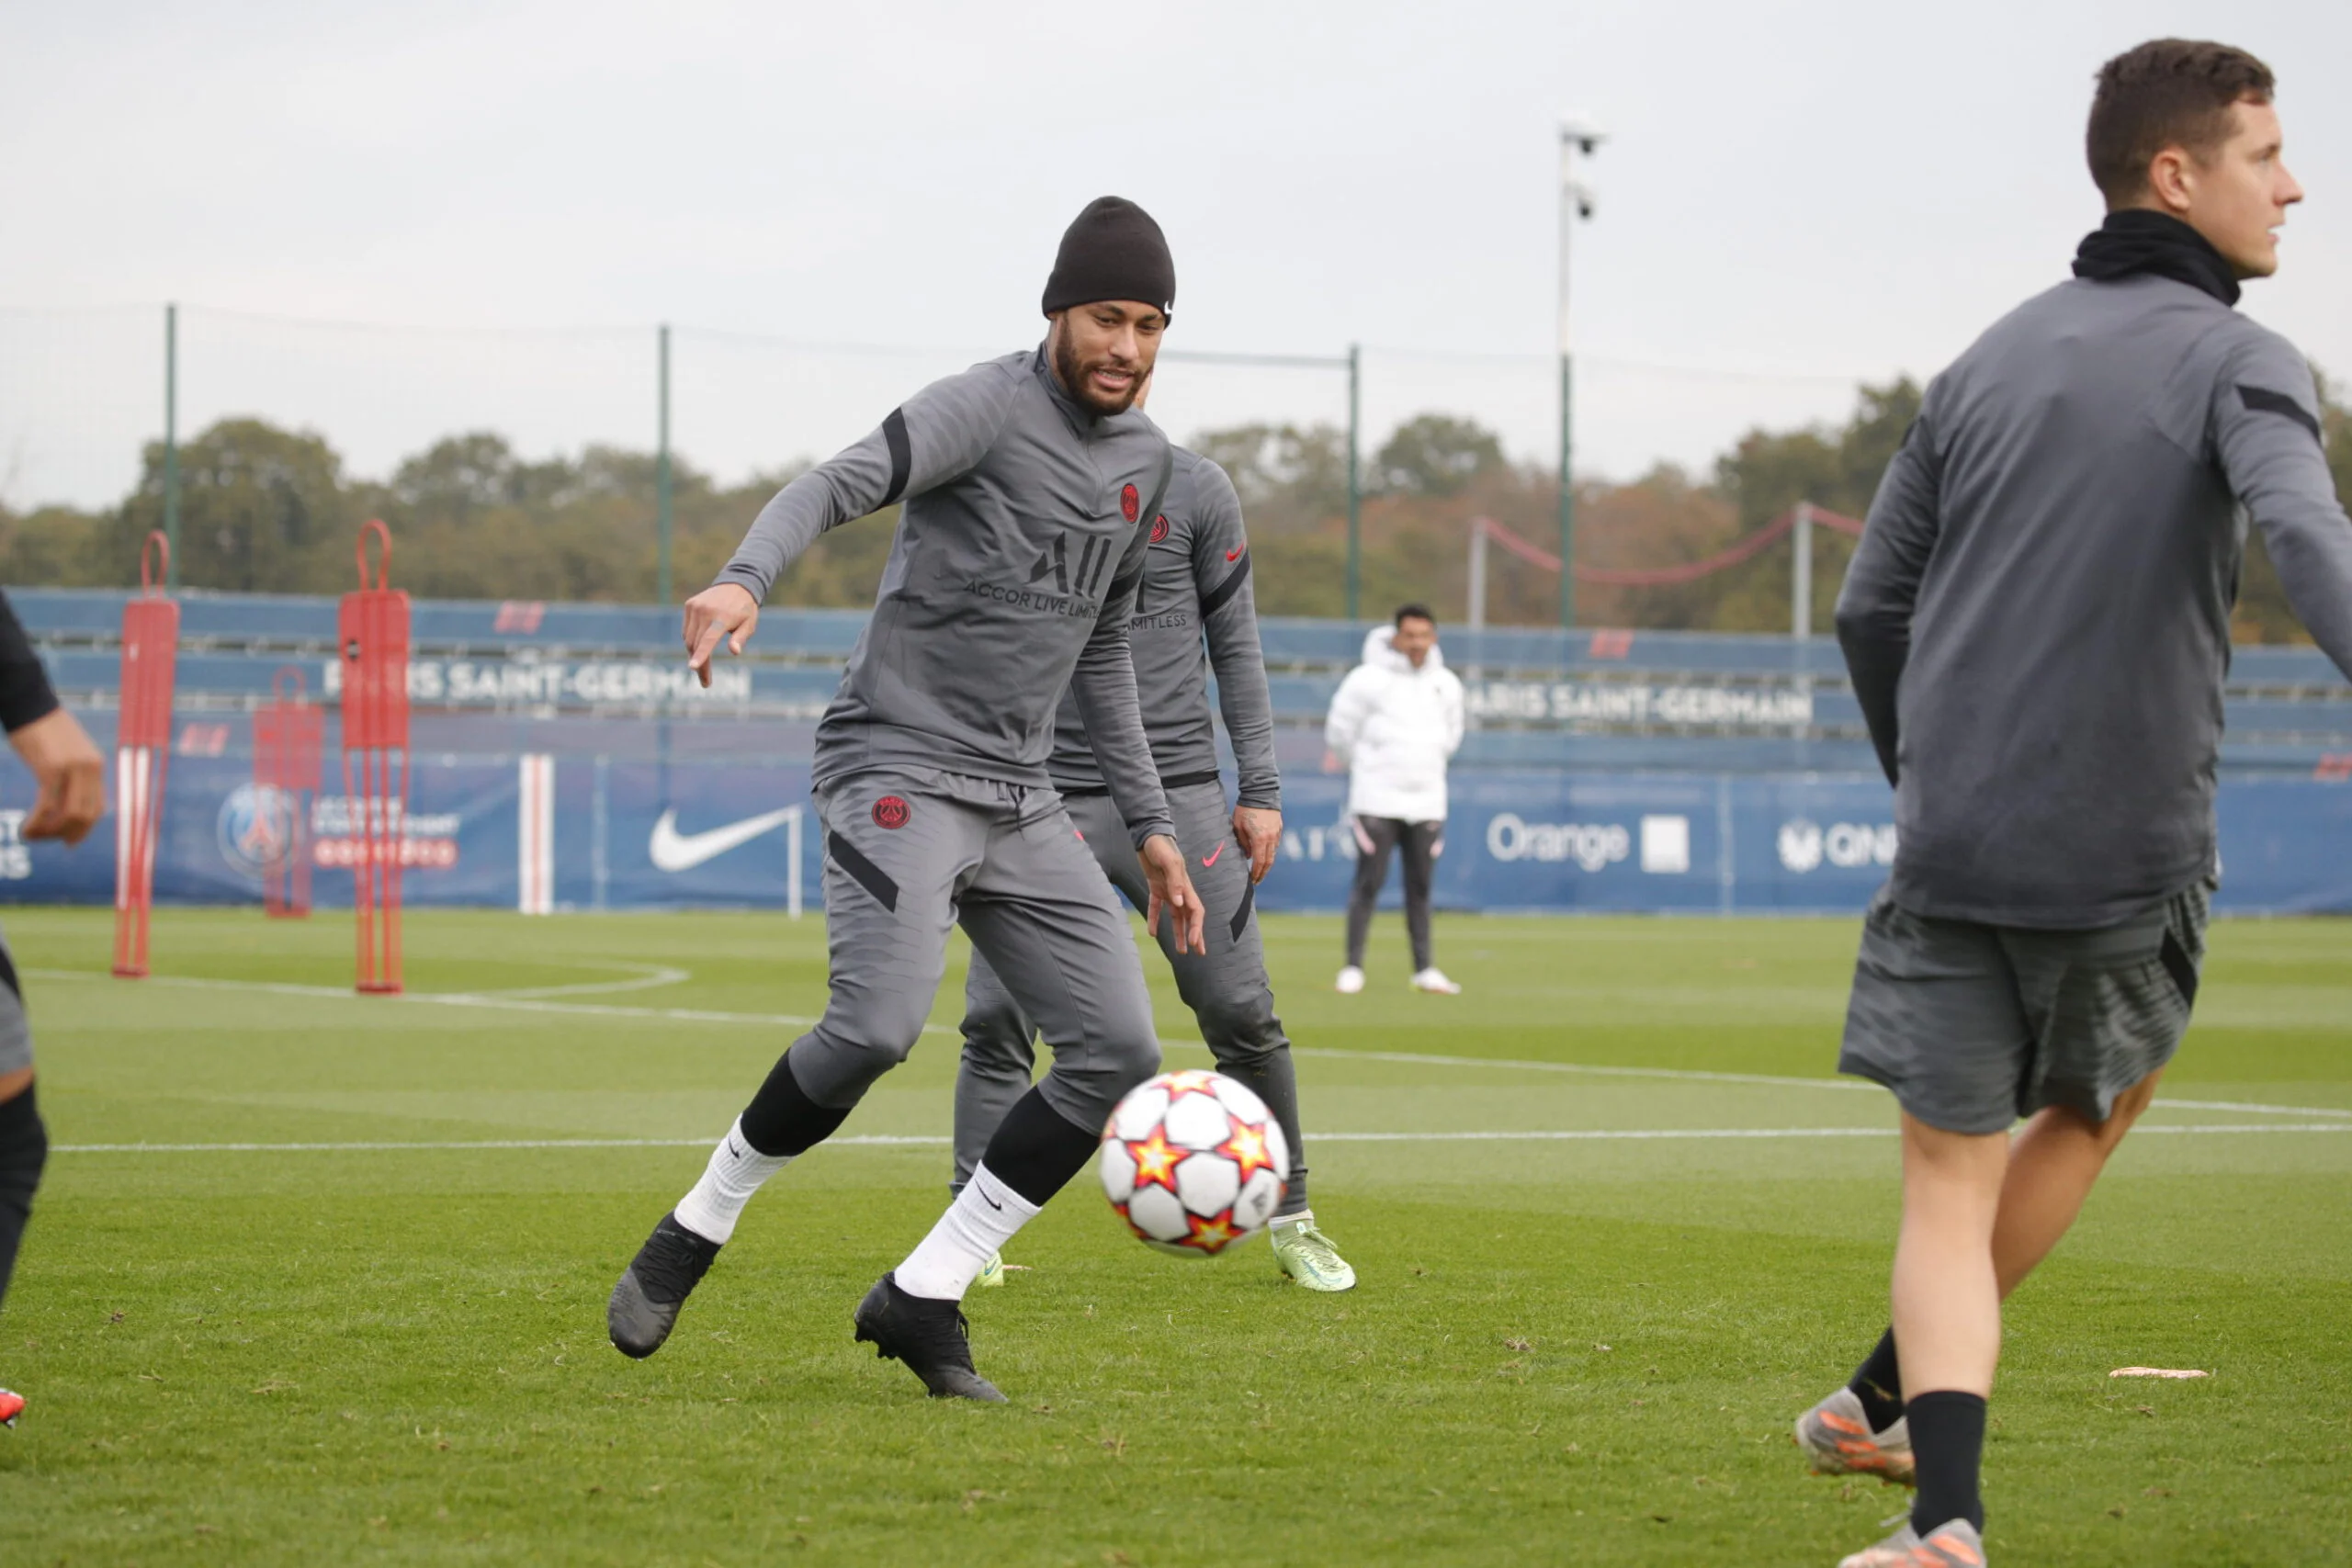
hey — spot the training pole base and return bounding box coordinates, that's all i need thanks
[356,981,403,996]
[110,964,149,980]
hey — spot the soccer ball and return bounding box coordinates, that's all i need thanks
[1100,1069,1290,1256]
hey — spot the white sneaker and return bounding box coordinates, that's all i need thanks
[1335,965,1366,995]
[1409,967,1462,995]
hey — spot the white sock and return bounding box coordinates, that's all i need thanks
[892,1163,1041,1301]
[673,1117,790,1245]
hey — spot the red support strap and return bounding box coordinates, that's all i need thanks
[1473,504,1871,590]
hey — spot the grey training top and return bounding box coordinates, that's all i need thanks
[1838,272,2352,929]
[1046,449,1281,810]
[717,347,1176,847]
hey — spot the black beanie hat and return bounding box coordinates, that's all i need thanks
[1040,197,1175,320]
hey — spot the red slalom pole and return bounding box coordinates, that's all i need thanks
[339,521,411,994]
[255,666,323,919]
[113,531,179,978]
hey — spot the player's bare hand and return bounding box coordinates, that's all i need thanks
[10,707,105,846]
[1231,805,1282,885]
[683,583,760,689]
[1139,833,1207,955]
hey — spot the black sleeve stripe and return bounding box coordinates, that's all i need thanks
[2240,385,2323,444]
[879,408,913,507]
[826,831,899,913]
[1198,552,1251,616]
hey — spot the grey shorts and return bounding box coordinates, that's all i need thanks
[1838,880,2211,1134]
[0,928,28,1077]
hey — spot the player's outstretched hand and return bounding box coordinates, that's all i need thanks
[1231,806,1282,885]
[1140,834,1207,955]
[683,584,761,688]
[9,707,105,846]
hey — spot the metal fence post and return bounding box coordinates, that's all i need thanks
[164,302,180,591]
[1791,502,1813,638]
[1345,342,1362,622]
[656,322,673,606]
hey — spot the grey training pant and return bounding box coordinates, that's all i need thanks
[785,768,1161,1134]
[955,780,1308,1214]
[0,922,28,1077]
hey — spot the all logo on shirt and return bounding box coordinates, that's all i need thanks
[1023,533,1115,598]
[1120,483,1140,523]
[1150,514,1170,544]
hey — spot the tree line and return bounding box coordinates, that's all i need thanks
[3,381,2345,642]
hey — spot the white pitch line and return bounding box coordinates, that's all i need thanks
[29,968,2352,1122]
[51,1122,2352,1156]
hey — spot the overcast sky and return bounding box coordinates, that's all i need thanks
[3,0,2347,511]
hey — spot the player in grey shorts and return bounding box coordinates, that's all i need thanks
[955,444,1355,1292]
[0,586,109,1430]
[1792,41,2352,1568]
[605,197,1213,1402]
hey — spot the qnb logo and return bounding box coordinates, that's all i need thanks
[1778,818,1898,874]
[1025,534,1116,597]
[1486,813,1630,872]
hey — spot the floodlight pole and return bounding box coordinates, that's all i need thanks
[1556,122,1602,628]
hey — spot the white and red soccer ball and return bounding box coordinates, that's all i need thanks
[1100,1070,1290,1256]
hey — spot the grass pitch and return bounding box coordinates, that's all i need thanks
[2,906,2347,1566]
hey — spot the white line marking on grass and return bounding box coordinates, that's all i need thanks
[483,964,694,999]
[52,1123,2352,1156]
[32,969,2352,1123]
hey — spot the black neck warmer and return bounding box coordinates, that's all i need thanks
[2072,209,2240,307]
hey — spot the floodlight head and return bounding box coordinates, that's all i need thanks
[1559,118,1607,156]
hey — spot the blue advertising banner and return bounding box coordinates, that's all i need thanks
[2,751,2347,917]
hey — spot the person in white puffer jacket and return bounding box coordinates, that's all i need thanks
[1322,604,1466,995]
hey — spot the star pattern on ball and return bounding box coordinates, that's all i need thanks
[1125,1130,1182,1193]
[1161,1069,1222,1097]
[1217,1121,1278,1180]
[1183,1211,1241,1252]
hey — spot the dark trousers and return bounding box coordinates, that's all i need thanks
[1345,816,1442,972]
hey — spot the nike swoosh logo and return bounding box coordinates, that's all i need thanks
[1202,841,1225,868]
[1226,546,1246,561]
[649,807,798,873]
[978,1186,1002,1212]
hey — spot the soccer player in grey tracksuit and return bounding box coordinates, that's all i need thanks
[952,446,1358,1292]
[1789,42,2352,1568]
[608,197,1208,1402]
[0,589,107,1432]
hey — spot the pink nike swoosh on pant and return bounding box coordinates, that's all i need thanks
[1202,842,1224,868]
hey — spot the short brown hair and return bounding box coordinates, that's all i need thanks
[2087,39,2276,206]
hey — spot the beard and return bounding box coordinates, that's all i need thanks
[1053,328,1145,416]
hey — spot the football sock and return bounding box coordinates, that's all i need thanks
[1905,1390,1988,1535]
[737,1049,851,1156]
[0,1084,47,1312]
[977,1086,1102,1208]
[1849,1326,1905,1431]
[673,1115,790,1246]
[893,1162,1039,1301]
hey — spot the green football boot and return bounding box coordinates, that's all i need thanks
[1270,1211,1356,1292]
[976,1249,1006,1289]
